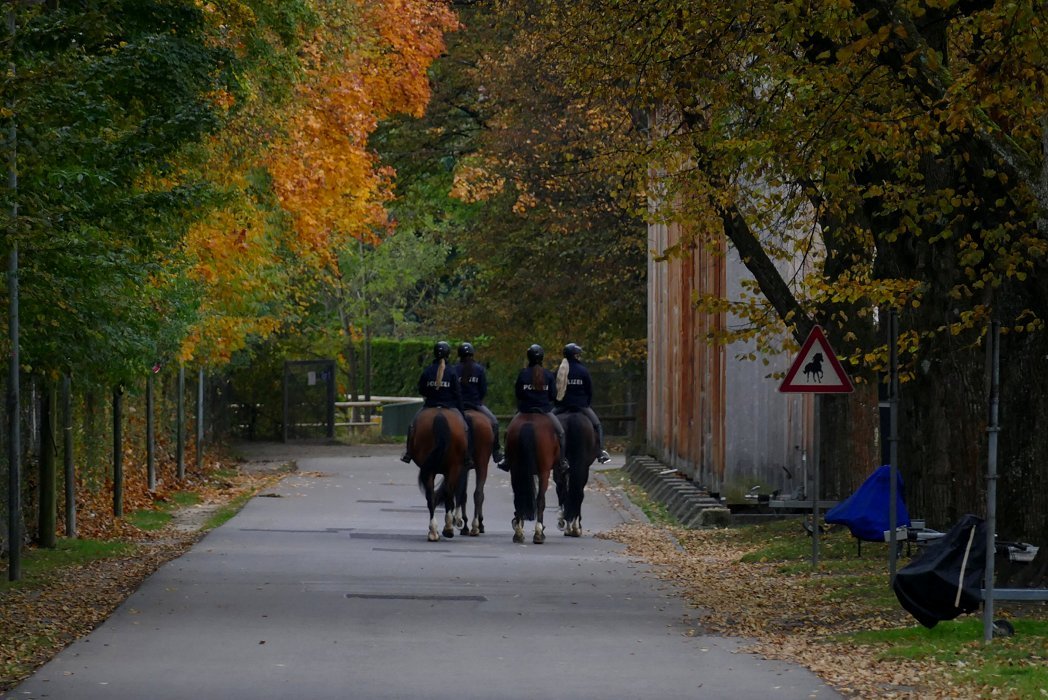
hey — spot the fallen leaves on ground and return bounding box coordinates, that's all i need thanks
[598,522,1042,699]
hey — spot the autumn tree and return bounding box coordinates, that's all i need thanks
[489,0,1047,577]
[374,1,648,366]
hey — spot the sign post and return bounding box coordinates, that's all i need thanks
[779,325,854,567]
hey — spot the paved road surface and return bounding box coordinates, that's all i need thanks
[7,443,840,700]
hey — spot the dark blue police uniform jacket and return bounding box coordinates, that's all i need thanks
[418,362,463,410]
[514,367,556,413]
[457,360,488,407]
[555,359,593,409]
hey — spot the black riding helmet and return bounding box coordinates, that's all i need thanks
[434,340,452,360]
[458,342,475,359]
[563,343,583,360]
[526,344,544,365]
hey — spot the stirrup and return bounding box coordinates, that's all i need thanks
[492,450,504,464]
[496,458,509,472]
[597,450,611,464]
[400,453,412,463]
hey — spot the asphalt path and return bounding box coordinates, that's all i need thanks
[8,443,841,700]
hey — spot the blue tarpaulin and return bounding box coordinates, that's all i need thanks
[825,465,910,541]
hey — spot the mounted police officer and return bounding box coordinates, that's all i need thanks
[497,344,569,473]
[554,342,611,463]
[456,342,504,464]
[401,341,471,465]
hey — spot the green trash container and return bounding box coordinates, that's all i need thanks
[381,400,423,437]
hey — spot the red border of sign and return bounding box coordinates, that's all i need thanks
[779,325,854,394]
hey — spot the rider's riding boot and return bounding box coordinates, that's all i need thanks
[400,425,414,463]
[496,457,509,472]
[596,423,610,463]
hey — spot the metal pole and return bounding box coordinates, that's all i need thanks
[983,321,1001,642]
[112,386,123,517]
[282,361,289,443]
[6,1,21,581]
[889,309,900,582]
[62,374,75,539]
[38,380,56,548]
[176,364,185,480]
[196,367,204,469]
[146,371,155,491]
[811,394,821,568]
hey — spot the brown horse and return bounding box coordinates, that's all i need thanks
[457,409,494,536]
[409,407,469,541]
[555,410,599,537]
[504,412,560,544]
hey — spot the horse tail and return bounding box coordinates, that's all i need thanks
[555,358,569,401]
[418,411,450,496]
[562,413,593,523]
[511,422,537,520]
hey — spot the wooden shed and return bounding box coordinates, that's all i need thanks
[646,220,814,498]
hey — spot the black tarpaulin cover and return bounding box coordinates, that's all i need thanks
[892,514,987,628]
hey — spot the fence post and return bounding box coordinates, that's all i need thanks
[177,364,185,480]
[62,375,75,539]
[196,367,204,469]
[146,371,155,491]
[113,385,123,517]
[38,379,57,548]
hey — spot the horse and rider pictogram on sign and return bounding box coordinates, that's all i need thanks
[779,325,854,394]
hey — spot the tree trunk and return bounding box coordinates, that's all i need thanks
[995,323,1048,585]
[820,385,880,499]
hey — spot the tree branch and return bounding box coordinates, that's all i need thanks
[722,205,813,345]
[853,0,1046,226]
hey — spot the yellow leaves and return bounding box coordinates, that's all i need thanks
[267,1,457,259]
[511,188,538,215]
[450,161,506,202]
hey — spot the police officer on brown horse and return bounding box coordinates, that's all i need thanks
[456,342,503,464]
[554,343,611,463]
[401,341,472,466]
[498,344,569,473]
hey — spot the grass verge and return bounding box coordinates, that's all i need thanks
[607,477,1047,700]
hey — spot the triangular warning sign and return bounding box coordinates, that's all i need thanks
[779,325,854,394]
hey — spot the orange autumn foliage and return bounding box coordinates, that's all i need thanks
[180,0,458,363]
[268,0,459,266]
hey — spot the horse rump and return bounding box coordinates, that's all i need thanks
[510,422,538,521]
[561,411,596,524]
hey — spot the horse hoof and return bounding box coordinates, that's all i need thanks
[533,532,545,544]
[443,528,455,539]
[469,527,479,536]
[428,532,440,542]
[479,524,485,534]
[513,533,525,544]
[557,518,566,531]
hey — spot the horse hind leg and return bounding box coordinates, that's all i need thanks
[567,517,582,537]
[470,484,484,536]
[533,484,547,545]
[443,509,456,539]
